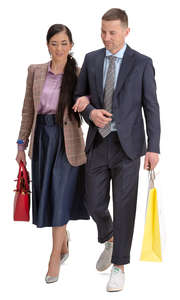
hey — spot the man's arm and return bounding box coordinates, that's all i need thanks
[142,58,161,154]
[74,54,96,125]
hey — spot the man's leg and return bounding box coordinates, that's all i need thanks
[105,133,140,292]
[111,155,140,266]
[85,134,115,272]
[85,134,113,243]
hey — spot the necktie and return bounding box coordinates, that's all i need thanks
[98,55,116,138]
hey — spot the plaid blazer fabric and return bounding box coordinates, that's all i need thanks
[18,62,87,166]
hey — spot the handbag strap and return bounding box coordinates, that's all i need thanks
[16,162,23,190]
[19,161,29,191]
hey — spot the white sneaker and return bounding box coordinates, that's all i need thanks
[106,266,125,292]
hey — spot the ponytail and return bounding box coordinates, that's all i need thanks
[55,54,81,127]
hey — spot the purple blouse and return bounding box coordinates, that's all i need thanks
[38,61,63,114]
[18,61,63,151]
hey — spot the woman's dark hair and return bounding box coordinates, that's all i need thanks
[46,24,81,127]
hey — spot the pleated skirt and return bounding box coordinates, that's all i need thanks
[31,114,90,228]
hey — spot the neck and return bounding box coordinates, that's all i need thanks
[109,42,125,55]
[51,58,67,74]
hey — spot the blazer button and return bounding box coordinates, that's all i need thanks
[64,121,67,125]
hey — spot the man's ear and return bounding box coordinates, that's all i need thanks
[125,27,130,37]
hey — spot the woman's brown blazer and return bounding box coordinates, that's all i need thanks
[17,62,87,166]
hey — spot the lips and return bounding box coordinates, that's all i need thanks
[55,53,63,56]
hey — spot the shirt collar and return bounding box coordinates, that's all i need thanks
[106,43,127,59]
[48,61,63,75]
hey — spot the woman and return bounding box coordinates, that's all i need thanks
[16,24,90,283]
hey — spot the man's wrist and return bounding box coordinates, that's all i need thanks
[89,109,96,121]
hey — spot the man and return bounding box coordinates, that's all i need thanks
[73,8,160,292]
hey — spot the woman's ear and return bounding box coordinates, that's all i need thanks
[47,43,50,54]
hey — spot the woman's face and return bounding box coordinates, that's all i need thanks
[47,31,73,61]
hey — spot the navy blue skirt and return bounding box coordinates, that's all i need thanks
[31,114,90,228]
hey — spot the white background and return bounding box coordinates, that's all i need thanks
[0,0,180,298]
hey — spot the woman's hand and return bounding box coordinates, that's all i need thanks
[72,96,90,112]
[16,150,27,166]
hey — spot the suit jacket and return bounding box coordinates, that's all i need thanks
[74,45,161,160]
[18,62,87,166]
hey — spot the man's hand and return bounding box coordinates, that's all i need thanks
[90,109,112,128]
[72,96,90,112]
[144,152,159,170]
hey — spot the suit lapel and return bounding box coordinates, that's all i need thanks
[95,46,135,104]
[114,45,136,95]
[95,48,106,105]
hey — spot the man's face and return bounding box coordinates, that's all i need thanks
[101,20,130,54]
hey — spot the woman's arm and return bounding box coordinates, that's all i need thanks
[73,64,91,112]
[17,65,35,150]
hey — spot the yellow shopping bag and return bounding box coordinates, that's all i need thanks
[140,170,162,262]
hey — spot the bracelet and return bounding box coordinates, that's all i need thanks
[17,139,24,144]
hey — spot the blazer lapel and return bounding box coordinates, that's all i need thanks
[114,45,136,96]
[34,63,48,109]
[95,48,106,105]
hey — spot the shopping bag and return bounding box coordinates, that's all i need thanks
[140,170,162,262]
[13,160,31,221]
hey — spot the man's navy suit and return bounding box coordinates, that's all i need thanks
[74,45,161,265]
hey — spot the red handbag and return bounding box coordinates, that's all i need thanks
[13,160,31,221]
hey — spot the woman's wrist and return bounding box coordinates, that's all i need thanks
[18,144,26,151]
[17,139,27,151]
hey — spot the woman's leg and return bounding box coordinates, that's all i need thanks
[61,226,69,255]
[47,225,68,277]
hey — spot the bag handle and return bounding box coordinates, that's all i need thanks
[149,169,155,189]
[16,162,23,191]
[14,161,29,192]
[16,161,29,191]
[19,160,29,191]
[144,170,156,218]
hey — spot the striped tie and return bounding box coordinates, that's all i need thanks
[98,55,116,138]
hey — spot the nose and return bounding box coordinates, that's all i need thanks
[56,44,63,51]
[104,33,111,41]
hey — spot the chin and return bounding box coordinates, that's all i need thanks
[107,47,114,53]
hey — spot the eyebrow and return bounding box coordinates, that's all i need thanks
[51,40,68,43]
[101,29,116,33]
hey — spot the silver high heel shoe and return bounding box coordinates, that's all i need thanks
[45,274,59,284]
[45,230,70,283]
[60,230,70,265]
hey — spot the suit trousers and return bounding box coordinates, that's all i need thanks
[85,131,141,265]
